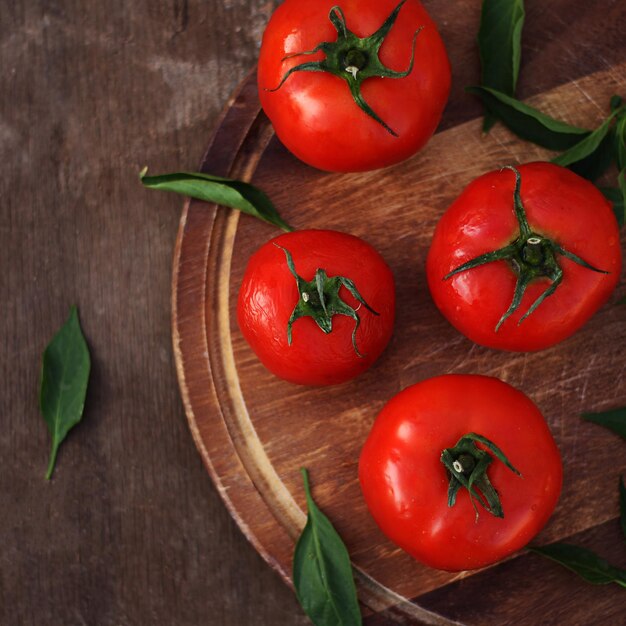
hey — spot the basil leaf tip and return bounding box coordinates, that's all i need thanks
[551,115,619,181]
[140,168,294,233]
[530,544,626,588]
[615,115,626,171]
[619,169,626,226]
[582,407,626,439]
[293,468,362,626]
[611,95,624,112]
[40,306,91,480]
[616,106,626,221]
[549,97,624,181]
[600,186,625,227]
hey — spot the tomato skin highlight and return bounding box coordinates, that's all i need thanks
[358,375,563,571]
[426,162,622,351]
[237,230,395,386]
[257,0,451,172]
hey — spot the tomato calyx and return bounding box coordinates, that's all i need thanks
[444,166,609,331]
[440,432,522,521]
[275,244,379,357]
[267,0,423,136]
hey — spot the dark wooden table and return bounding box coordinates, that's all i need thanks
[2,1,624,625]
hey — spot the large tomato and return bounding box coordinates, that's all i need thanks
[427,163,622,351]
[359,375,563,571]
[237,229,395,385]
[257,0,451,172]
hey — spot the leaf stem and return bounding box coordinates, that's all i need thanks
[45,443,59,480]
[301,467,312,506]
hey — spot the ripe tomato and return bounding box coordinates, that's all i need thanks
[427,163,622,351]
[257,0,451,172]
[237,229,395,385]
[359,375,563,571]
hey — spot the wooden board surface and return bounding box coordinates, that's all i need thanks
[3,1,626,624]
[173,55,626,626]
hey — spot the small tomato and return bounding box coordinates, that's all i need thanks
[257,0,451,172]
[427,163,622,351]
[359,375,563,571]
[237,229,395,385]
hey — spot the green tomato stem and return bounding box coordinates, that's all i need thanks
[267,0,422,136]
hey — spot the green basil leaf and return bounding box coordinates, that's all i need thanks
[619,168,626,224]
[582,406,626,439]
[140,169,293,232]
[567,129,616,182]
[552,108,621,179]
[615,115,626,170]
[600,186,625,226]
[530,544,626,587]
[40,306,91,479]
[619,477,626,541]
[293,468,361,626]
[466,86,589,150]
[477,0,526,132]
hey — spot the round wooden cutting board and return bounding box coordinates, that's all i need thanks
[171,8,626,623]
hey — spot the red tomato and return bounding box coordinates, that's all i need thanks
[359,375,563,571]
[427,163,622,351]
[237,229,395,385]
[257,0,451,172]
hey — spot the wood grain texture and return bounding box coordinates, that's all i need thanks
[1,1,625,625]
